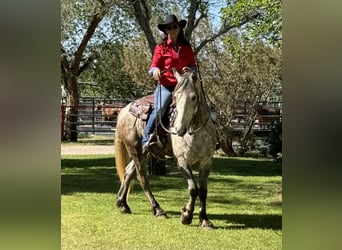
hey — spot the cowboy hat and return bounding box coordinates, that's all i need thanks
[157,14,187,33]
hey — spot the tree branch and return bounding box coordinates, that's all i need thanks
[194,14,259,55]
[131,0,156,53]
[194,11,206,29]
[185,0,199,41]
[78,56,93,76]
[141,0,151,20]
[72,3,106,74]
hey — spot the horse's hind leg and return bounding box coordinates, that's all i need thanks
[130,153,167,218]
[198,161,214,229]
[178,161,198,225]
[117,160,136,214]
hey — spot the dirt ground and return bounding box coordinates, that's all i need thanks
[61,144,114,155]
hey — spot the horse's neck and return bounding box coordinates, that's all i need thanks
[193,95,210,125]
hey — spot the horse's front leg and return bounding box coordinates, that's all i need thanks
[178,160,198,225]
[116,160,136,214]
[198,160,214,229]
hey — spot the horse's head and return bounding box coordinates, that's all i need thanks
[96,101,104,111]
[172,68,199,136]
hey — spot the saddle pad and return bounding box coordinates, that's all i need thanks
[129,94,154,121]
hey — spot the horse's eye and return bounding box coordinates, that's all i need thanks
[190,94,197,102]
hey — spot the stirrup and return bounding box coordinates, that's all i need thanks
[142,141,157,154]
[142,142,164,160]
[142,133,156,153]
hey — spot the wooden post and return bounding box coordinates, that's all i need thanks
[61,104,66,140]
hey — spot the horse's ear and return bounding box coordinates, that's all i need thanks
[192,72,197,82]
[173,68,182,82]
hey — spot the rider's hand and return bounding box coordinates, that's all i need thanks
[182,67,191,73]
[152,68,161,81]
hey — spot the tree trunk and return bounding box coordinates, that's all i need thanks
[61,3,106,141]
[220,133,237,157]
[239,109,258,156]
[64,76,79,142]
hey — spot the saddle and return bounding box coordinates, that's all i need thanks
[128,94,154,121]
[129,94,176,158]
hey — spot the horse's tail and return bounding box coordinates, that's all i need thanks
[114,133,130,183]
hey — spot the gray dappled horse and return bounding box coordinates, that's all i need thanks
[115,69,217,228]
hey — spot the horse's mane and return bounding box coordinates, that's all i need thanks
[175,72,200,94]
[173,72,190,93]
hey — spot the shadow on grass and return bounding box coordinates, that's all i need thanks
[212,157,282,177]
[61,157,120,195]
[62,157,114,169]
[215,213,282,230]
[61,156,281,195]
[161,211,281,230]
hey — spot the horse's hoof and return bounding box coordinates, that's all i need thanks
[116,199,131,214]
[181,208,193,225]
[119,206,132,214]
[156,213,168,219]
[200,220,214,229]
[154,208,168,218]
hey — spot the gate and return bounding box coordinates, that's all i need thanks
[61,97,132,138]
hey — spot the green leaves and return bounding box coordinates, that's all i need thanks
[221,0,282,46]
[199,37,281,155]
[61,0,282,104]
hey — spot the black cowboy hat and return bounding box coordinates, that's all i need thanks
[157,14,187,33]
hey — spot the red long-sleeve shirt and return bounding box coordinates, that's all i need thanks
[149,38,197,87]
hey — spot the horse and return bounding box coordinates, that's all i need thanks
[96,101,126,126]
[114,69,217,228]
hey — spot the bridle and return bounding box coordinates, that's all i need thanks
[157,69,210,135]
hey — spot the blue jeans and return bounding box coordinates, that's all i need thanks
[142,84,175,145]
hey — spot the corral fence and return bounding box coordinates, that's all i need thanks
[61,96,282,155]
[61,96,132,138]
[61,97,281,136]
[230,103,282,134]
[220,102,282,155]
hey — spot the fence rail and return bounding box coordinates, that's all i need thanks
[61,97,282,139]
[61,97,131,138]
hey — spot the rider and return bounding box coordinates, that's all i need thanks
[142,14,198,153]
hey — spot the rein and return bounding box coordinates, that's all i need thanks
[188,113,210,135]
[153,68,178,135]
[157,83,177,135]
[156,68,184,135]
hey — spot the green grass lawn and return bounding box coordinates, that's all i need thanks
[61,134,114,145]
[61,154,282,250]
